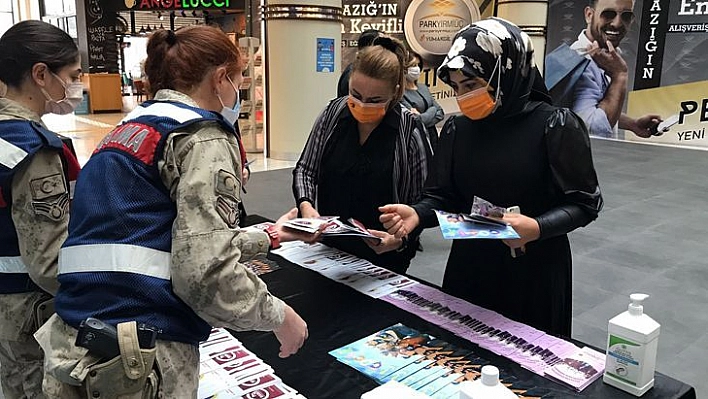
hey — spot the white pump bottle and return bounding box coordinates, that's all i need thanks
[603,293,660,396]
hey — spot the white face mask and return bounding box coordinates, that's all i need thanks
[41,72,83,115]
[217,76,241,126]
[406,66,421,82]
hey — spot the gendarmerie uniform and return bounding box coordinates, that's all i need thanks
[36,90,284,398]
[0,97,79,398]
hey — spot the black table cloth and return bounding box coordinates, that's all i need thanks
[231,252,696,399]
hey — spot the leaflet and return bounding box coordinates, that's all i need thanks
[544,346,606,392]
[283,217,382,243]
[435,210,520,240]
[197,328,301,399]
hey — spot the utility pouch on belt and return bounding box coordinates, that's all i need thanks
[33,297,55,329]
[83,321,159,399]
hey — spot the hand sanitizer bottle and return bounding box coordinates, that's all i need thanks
[603,293,660,396]
[459,365,517,399]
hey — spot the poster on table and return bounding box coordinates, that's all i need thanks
[340,0,494,114]
[545,0,708,149]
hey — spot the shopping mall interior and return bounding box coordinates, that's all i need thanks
[1,0,706,398]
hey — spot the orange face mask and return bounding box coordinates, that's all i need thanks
[456,87,496,120]
[347,96,387,124]
[456,56,501,120]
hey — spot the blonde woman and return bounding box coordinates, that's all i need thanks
[293,36,432,274]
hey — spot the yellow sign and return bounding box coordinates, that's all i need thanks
[627,80,708,148]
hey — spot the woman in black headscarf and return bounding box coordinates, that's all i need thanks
[380,18,603,337]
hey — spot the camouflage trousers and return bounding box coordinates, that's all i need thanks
[36,315,200,399]
[0,291,50,399]
[0,338,45,398]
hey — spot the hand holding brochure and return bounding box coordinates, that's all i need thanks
[434,197,520,240]
[435,210,519,240]
[283,217,383,243]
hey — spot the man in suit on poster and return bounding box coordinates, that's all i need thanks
[567,0,663,138]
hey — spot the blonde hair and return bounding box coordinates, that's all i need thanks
[352,35,408,103]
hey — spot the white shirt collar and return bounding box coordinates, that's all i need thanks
[571,29,623,55]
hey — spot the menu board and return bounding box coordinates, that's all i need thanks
[85,0,119,73]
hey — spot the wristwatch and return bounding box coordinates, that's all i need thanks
[264,224,281,250]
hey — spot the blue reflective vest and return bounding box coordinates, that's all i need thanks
[56,101,236,345]
[0,120,65,294]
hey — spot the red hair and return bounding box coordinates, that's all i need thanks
[144,26,243,97]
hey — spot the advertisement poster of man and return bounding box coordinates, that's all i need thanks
[546,0,708,149]
[545,0,662,140]
[340,0,493,114]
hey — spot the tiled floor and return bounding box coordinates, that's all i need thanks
[41,96,296,172]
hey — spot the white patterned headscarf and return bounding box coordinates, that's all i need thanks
[438,17,537,118]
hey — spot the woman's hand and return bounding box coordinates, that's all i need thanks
[242,167,250,186]
[275,208,321,243]
[501,212,540,250]
[273,304,308,358]
[364,230,403,254]
[378,204,419,239]
[298,201,320,219]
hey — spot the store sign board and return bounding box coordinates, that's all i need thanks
[87,0,119,73]
[121,0,235,11]
[403,0,480,59]
[340,0,484,115]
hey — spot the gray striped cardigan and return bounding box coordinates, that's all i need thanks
[292,96,432,209]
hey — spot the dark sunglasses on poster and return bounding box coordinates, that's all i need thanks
[599,9,635,24]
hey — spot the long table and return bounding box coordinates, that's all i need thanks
[232,252,696,399]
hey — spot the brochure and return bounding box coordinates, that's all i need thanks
[434,210,519,240]
[329,323,435,383]
[544,346,606,392]
[283,217,383,243]
[242,255,281,276]
[330,324,553,398]
[198,328,301,399]
[281,217,337,234]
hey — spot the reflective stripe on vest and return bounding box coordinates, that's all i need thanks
[59,244,171,280]
[0,137,29,169]
[121,102,204,125]
[0,256,27,273]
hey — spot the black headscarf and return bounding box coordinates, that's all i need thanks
[437,17,549,119]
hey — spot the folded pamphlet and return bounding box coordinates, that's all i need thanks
[283,217,382,243]
[543,346,606,392]
[198,328,304,399]
[434,210,519,240]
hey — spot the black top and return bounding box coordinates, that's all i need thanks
[412,102,603,337]
[318,107,414,273]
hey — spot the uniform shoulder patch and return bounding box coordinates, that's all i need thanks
[215,195,239,228]
[30,173,66,200]
[214,169,239,200]
[30,173,68,221]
